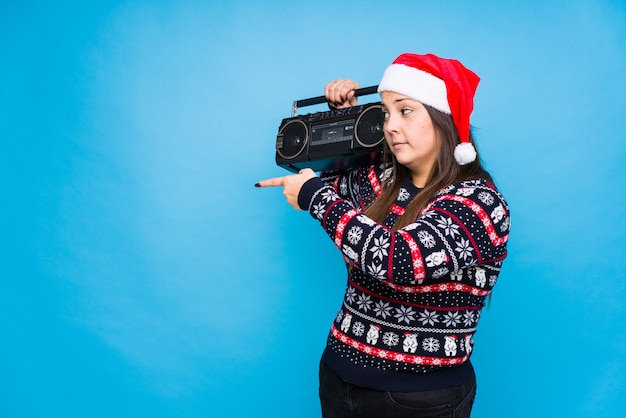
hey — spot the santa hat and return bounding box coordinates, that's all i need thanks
[377,53,480,165]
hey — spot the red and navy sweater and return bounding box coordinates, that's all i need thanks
[297,164,510,392]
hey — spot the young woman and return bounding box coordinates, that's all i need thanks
[257,53,511,418]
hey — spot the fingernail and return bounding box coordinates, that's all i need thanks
[254,183,261,187]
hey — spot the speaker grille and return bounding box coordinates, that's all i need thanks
[276,119,308,160]
[355,104,384,148]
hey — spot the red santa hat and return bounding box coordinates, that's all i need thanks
[377,53,480,165]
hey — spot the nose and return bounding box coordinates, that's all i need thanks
[384,112,399,134]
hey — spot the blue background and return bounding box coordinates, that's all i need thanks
[2,1,625,417]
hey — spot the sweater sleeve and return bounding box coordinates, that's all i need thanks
[313,164,390,210]
[299,178,510,285]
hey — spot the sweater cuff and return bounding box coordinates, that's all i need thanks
[298,177,325,211]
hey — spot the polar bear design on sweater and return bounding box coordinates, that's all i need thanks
[366,324,381,345]
[444,336,458,356]
[402,333,418,353]
[341,312,352,333]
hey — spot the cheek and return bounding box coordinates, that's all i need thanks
[418,123,438,147]
[417,120,434,134]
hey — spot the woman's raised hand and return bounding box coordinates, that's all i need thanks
[324,78,360,109]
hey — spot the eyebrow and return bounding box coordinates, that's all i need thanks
[381,97,418,107]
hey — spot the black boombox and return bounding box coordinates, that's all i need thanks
[275,86,385,173]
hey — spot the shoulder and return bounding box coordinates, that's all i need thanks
[433,178,507,205]
[417,179,511,250]
[425,178,510,229]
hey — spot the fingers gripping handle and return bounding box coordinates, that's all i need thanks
[292,85,379,116]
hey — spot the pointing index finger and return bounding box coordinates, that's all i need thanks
[255,177,285,188]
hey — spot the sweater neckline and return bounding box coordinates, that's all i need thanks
[401,178,423,197]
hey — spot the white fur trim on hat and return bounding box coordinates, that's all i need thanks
[377,63,451,114]
[454,142,477,165]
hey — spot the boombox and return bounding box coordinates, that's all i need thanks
[275,86,385,173]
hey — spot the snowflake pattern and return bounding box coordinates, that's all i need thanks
[417,230,436,248]
[347,225,363,245]
[432,267,449,278]
[489,275,497,286]
[398,188,411,201]
[356,294,373,312]
[335,310,344,324]
[369,236,390,260]
[394,306,416,324]
[436,216,460,237]
[500,216,510,233]
[418,309,439,326]
[462,311,475,327]
[352,321,365,336]
[422,337,440,353]
[345,287,357,304]
[320,189,336,203]
[373,301,392,319]
[367,262,387,279]
[478,191,495,206]
[339,178,348,196]
[383,332,400,347]
[310,170,509,371]
[442,311,461,327]
[455,238,473,260]
[312,203,325,219]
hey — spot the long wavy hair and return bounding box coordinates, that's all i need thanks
[364,104,492,230]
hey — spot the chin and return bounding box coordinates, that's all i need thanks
[393,153,415,167]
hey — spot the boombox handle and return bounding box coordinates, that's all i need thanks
[291,85,379,117]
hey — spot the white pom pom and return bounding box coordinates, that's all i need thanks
[454,142,477,165]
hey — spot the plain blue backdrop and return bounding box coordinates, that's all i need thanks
[1,1,625,417]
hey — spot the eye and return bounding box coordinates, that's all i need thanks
[401,108,413,116]
[382,111,389,120]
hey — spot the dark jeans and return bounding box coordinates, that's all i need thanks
[319,362,476,418]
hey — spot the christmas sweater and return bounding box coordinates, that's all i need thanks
[297,164,510,392]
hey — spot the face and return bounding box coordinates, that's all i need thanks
[381,91,440,185]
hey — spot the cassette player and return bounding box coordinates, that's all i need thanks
[275,86,385,173]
